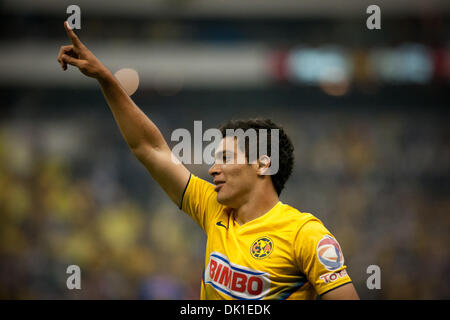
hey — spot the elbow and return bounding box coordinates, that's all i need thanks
[130,143,164,163]
[130,143,150,162]
[130,141,169,167]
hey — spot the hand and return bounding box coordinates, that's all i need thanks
[57,21,110,80]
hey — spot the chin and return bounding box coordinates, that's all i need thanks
[216,192,235,207]
[216,193,228,205]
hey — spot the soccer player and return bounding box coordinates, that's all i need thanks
[57,22,359,300]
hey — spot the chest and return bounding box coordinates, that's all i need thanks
[205,217,299,279]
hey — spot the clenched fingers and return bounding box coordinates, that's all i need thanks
[61,54,84,69]
[57,45,74,70]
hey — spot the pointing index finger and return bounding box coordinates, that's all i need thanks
[64,21,82,47]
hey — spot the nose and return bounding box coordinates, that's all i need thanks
[208,162,221,177]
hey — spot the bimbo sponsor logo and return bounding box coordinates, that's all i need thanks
[204,252,271,300]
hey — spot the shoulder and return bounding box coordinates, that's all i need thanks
[278,202,324,231]
[277,203,333,248]
[181,174,227,233]
[183,174,216,203]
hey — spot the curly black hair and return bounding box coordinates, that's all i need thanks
[219,118,294,196]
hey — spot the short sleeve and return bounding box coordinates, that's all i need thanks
[294,219,352,296]
[180,174,225,234]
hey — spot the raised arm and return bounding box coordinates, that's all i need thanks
[57,22,190,207]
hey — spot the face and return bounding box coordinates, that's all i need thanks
[208,136,258,208]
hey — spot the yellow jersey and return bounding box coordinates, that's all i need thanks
[181,174,352,300]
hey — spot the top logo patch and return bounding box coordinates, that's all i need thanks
[316,235,344,271]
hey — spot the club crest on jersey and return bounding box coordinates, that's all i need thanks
[205,252,271,300]
[250,236,274,259]
[316,235,344,271]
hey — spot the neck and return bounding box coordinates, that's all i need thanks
[234,183,279,225]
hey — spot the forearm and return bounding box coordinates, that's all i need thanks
[58,22,190,206]
[97,71,168,154]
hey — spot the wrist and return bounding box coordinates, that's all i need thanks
[97,67,114,84]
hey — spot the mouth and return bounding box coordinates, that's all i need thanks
[214,181,225,192]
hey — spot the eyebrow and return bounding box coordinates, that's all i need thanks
[214,150,235,158]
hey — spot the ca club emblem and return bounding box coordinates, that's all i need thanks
[250,236,274,259]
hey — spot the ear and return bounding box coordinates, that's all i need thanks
[256,155,271,176]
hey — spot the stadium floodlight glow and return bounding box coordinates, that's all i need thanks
[114,68,139,96]
[287,46,352,85]
[369,44,432,83]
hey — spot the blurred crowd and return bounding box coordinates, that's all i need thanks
[282,112,450,299]
[0,0,448,302]
[0,106,448,299]
[0,115,205,299]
